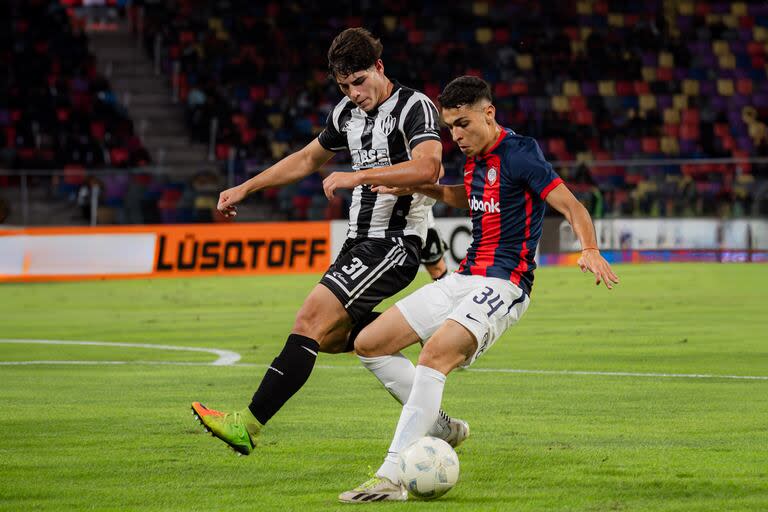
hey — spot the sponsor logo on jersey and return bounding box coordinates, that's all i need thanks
[341,120,353,133]
[351,148,391,170]
[469,196,500,214]
[375,114,397,137]
[487,167,497,185]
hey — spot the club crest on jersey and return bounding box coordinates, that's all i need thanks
[375,114,397,137]
[487,167,498,185]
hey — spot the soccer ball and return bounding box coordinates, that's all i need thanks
[398,436,460,499]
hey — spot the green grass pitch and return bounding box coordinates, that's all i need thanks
[1,263,767,511]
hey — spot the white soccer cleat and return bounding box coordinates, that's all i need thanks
[428,410,470,448]
[338,476,408,503]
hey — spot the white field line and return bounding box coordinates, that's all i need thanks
[0,339,240,366]
[0,339,766,381]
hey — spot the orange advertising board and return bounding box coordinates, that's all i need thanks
[0,222,331,282]
[152,222,330,276]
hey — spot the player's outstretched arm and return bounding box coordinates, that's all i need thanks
[217,139,335,217]
[372,182,469,209]
[322,140,441,199]
[545,183,619,289]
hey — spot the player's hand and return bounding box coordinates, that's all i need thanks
[323,172,361,200]
[370,185,414,196]
[217,185,247,217]
[577,249,619,289]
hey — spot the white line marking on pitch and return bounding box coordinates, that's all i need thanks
[0,339,240,366]
[0,339,766,382]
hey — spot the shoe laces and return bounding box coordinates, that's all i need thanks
[358,476,385,491]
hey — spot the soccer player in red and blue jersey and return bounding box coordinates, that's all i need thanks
[339,76,618,502]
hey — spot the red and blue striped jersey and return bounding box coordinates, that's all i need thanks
[457,128,563,295]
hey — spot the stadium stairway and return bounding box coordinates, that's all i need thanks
[87,22,210,177]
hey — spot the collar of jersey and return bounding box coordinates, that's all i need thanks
[478,127,508,157]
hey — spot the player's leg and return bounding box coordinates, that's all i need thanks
[371,320,476,486]
[355,275,469,446]
[193,237,421,455]
[192,283,351,455]
[246,282,351,424]
[423,257,447,280]
[340,277,530,502]
[339,320,476,502]
[420,224,449,280]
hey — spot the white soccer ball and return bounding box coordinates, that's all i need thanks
[398,436,460,499]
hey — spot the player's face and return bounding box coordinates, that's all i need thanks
[441,102,497,157]
[335,60,388,112]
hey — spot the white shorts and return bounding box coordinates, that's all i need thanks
[396,272,530,367]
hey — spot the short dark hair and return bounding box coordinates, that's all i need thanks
[327,28,383,78]
[437,76,493,109]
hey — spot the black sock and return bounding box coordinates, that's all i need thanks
[248,334,319,425]
[344,311,382,352]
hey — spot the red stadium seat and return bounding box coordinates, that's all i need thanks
[641,137,660,153]
[680,123,700,141]
[633,81,650,94]
[714,123,731,137]
[663,124,680,137]
[510,81,528,95]
[90,121,106,141]
[656,67,673,81]
[616,81,634,96]
[574,110,593,125]
[110,148,130,167]
[215,143,231,160]
[737,79,753,95]
[63,165,86,185]
[547,138,566,155]
[681,109,700,125]
[569,96,587,111]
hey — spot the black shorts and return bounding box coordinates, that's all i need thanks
[320,236,421,323]
[419,227,447,265]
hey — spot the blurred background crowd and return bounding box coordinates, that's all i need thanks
[2,0,768,225]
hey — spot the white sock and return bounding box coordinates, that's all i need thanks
[376,365,446,483]
[358,353,452,439]
[358,353,414,404]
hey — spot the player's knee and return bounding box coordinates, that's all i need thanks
[293,307,334,340]
[318,335,348,354]
[417,341,466,375]
[353,331,381,357]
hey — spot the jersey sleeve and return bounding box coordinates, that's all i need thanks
[512,138,563,199]
[402,96,442,149]
[317,108,348,152]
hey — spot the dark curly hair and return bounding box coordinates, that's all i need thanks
[327,28,383,78]
[437,76,493,109]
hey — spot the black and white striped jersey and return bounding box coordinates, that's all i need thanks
[318,81,441,242]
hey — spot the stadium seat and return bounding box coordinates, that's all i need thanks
[598,81,616,96]
[516,55,533,70]
[717,79,735,96]
[682,79,700,96]
[641,137,660,154]
[552,96,570,113]
[563,81,581,96]
[663,108,680,124]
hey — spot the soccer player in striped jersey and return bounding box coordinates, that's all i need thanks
[339,76,618,502]
[191,28,468,456]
